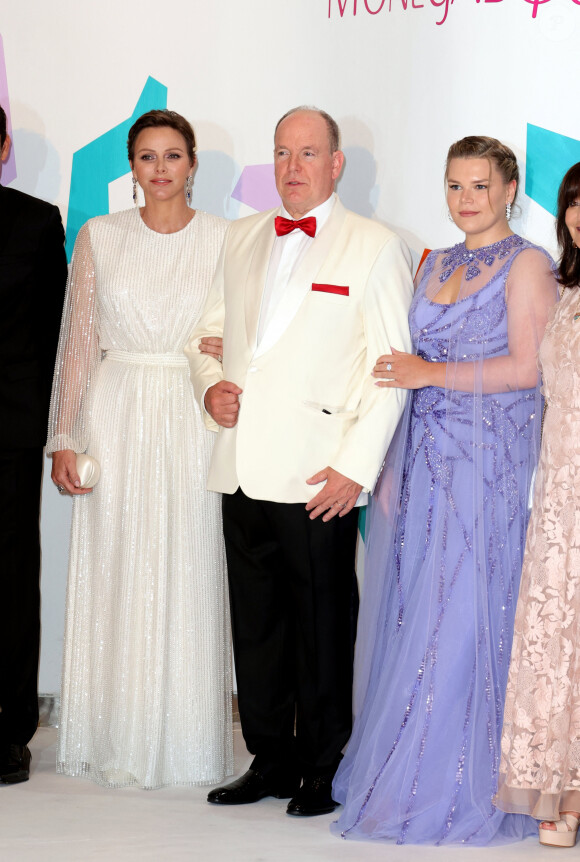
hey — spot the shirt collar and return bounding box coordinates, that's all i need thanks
[279,193,336,237]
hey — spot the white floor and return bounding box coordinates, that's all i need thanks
[0,727,555,862]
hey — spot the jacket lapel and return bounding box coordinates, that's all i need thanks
[254,197,347,359]
[244,211,278,354]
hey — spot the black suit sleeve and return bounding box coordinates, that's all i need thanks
[34,206,68,396]
[0,188,68,447]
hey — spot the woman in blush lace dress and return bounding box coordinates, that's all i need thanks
[496,162,580,848]
[47,110,233,789]
[331,137,558,845]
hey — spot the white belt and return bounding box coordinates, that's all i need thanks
[104,349,189,367]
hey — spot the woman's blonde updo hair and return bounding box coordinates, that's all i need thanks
[445,136,519,205]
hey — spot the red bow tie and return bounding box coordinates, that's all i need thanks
[274,215,317,238]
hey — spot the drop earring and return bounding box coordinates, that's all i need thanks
[506,201,512,221]
[132,175,138,206]
[447,210,454,223]
[186,175,193,206]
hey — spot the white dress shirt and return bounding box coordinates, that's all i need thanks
[257,195,335,344]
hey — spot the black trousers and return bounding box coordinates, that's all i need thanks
[0,447,43,747]
[223,488,359,781]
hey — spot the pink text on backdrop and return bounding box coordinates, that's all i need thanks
[329,0,579,26]
[525,0,580,16]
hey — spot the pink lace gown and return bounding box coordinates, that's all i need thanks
[497,286,580,821]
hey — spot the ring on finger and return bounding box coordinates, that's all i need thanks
[386,363,392,371]
[57,485,66,494]
[217,354,222,362]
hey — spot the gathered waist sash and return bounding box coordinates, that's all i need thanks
[104,349,189,368]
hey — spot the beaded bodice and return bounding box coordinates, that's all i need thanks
[439,235,525,284]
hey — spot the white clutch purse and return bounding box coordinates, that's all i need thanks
[76,454,101,488]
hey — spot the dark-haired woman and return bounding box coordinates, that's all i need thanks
[332,137,558,844]
[496,162,580,848]
[47,110,233,788]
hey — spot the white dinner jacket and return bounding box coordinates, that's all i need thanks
[186,196,414,503]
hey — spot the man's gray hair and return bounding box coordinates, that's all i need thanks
[274,106,341,154]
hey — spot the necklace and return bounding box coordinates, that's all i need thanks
[439,235,524,284]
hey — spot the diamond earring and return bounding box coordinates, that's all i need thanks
[506,201,512,221]
[132,176,138,206]
[186,175,193,205]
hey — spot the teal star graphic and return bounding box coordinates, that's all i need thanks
[65,76,167,260]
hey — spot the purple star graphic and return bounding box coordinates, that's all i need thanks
[232,164,279,211]
[0,34,16,185]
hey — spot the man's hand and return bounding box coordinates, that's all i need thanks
[305,467,362,522]
[205,380,243,428]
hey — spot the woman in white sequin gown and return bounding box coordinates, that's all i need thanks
[47,110,233,789]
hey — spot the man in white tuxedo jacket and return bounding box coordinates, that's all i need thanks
[187,107,413,816]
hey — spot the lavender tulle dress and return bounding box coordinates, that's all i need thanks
[332,236,558,845]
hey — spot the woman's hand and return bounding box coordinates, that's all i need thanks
[199,336,224,362]
[373,347,438,390]
[51,450,92,495]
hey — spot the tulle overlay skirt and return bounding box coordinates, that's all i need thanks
[57,353,233,788]
[332,385,538,844]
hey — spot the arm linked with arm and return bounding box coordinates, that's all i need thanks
[185,229,229,431]
[330,233,414,491]
[376,248,558,394]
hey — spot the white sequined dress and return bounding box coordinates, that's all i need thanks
[46,208,233,789]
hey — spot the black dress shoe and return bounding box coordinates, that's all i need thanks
[0,744,31,785]
[207,769,298,805]
[286,775,338,816]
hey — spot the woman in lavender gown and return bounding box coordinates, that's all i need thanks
[332,137,558,845]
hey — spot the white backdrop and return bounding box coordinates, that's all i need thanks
[1,0,578,693]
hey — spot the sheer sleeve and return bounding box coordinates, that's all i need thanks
[502,247,559,387]
[46,222,100,454]
[443,247,558,394]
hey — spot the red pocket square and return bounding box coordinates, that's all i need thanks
[311,283,349,296]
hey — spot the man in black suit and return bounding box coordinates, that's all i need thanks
[0,105,67,783]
